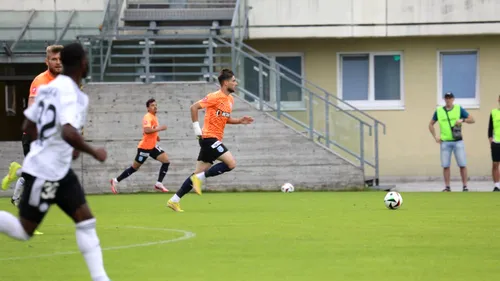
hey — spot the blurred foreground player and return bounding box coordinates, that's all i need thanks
[2,45,63,210]
[167,69,254,212]
[0,43,112,281]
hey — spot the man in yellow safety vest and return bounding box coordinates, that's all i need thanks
[488,95,500,192]
[429,92,475,192]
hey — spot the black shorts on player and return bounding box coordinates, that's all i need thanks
[197,137,229,164]
[492,142,500,162]
[19,169,87,224]
[134,145,165,164]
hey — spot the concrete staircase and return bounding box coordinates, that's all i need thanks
[0,83,364,196]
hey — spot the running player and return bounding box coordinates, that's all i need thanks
[167,69,253,212]
[0,42,112,281]
[110,98,170,193]
[2,45,63,208]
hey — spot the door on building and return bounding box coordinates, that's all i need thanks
[0,80,32,141]
[0,62,47,141]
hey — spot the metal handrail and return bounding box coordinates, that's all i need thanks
[212,35,383,179]
[128,0,236,8]
[223,36,387,133]
[231,0,241,28]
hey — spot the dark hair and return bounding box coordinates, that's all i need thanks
[146,98,156,107]
[60,42,86,70]
[218,68,234,85]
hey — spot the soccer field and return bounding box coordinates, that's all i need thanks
[0,191,498,281]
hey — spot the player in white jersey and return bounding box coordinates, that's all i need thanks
[0,43,112,281]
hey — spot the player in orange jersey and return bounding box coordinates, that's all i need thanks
[110,98,171,193]
[2,45,63,209]
[167,69,254,212]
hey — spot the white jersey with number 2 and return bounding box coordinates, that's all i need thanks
[23,75,89,181]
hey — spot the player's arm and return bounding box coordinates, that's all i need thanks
[60,96,106,162]
[62,125,105,161]
[22,93,41,139]
[142,116,166,134]
[143,125,166,134]
[22,119,37,140]
[28,78,41,107]
[28,96,36,107]
[227,116,254,125]
[190,101,203,137]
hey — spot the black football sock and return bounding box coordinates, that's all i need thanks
[204,162,232,178]
[157,163,170,182]
[175,175,193,198]
[116,167,137,182]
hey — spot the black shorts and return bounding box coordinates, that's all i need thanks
[492,142,500,162]
[134,145,165,164]
[21,133,32,156]
[197,138,229,164]
[19,169,87,224]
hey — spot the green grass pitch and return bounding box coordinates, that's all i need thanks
[0,191,499,281]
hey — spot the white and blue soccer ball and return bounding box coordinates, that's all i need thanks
[384,191,403,209]
[281,183,294,193]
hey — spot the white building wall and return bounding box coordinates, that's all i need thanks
[247,0,500,38]
[3,0,107,11]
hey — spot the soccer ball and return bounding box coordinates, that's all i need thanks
[281,183,294,193]
[384,191,403,209]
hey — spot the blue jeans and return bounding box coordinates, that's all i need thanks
[440,140,467,168]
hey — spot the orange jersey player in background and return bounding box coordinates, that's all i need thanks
[2,45,63,221]
[167,69,254,212]
[110,98,170,194]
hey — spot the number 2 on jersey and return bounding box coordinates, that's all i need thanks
[36,100,57,142]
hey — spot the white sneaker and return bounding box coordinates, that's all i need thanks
[110,178,119,194]
[154,182,169,192]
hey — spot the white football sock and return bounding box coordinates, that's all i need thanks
[170,194,180,203]
[196,172,206,181]
[15,169,22,177]
[0,211,30,241]
[495,182,500,188]
[76,218,110,281]
[12,177,25,200]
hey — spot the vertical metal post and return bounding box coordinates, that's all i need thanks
[258,63,264,111]
[87,44,93,81]
[308,91,314,140]
[208,36,214,82]
[359,122,365,171]
[276,66,281,119]
[145,38,151,84]
[53,0,57,41]
[231,27,236,72]
[325,91,330,148]
[374,121,380,186]
[99,40,104,81]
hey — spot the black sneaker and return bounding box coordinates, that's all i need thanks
[463,186,469,192]
[493,187,500,192]
[442,187,451,192]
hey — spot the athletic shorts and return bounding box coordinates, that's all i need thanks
[491,142,500,162]
[197,138,229,164]
[134,145,165,164]
[19,169,87,224]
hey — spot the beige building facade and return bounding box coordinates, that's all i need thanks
[240,0,500,180]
